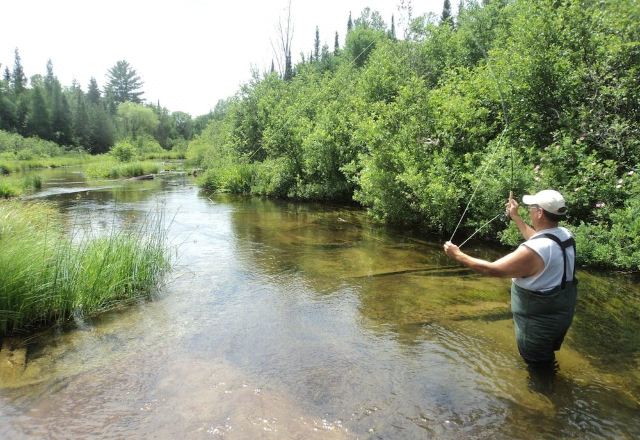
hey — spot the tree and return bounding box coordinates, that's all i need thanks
[347,11,353,33]
[442,0,453,25]
[87,104,115,153]
[271,1,294,80]
[72,88,91,148]
[44,59,55,96]
[105,60,144,110]
[0,76,16,130]
[3,67,10,83]
[390,15,396,39]
[172,111,193,140]
[12,48,27,95]
[344,25,386,67]
[314,26,320,61]
[116,102,158,139]
[355,8,386,31]
[87,77,101,104]
[27,86,50,139]
[334,32,340,55]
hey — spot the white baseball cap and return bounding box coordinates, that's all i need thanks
[522,189,567,215]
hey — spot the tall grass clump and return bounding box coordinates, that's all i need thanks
[0,201,169,335]
[85,159,161,179]
[0,174,42,198]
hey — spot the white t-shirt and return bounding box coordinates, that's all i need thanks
[513,226,575,292]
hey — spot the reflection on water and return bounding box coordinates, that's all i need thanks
[0,168,639,439]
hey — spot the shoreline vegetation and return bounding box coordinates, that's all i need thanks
[0,200,169,336]
[187,0,639,271]
[0,130,187,197]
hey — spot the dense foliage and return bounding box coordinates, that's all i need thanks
[188,0,640,270]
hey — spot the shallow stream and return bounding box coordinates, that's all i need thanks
[1,167,638,439]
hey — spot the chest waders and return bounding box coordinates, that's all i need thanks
[510,233,578,364]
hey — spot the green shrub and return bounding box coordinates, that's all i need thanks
[111,140,135,162]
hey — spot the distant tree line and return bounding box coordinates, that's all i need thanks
[0,54,211,153]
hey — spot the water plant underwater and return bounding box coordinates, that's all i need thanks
[0,200,170,336]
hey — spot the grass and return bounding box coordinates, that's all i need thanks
[0,174,43,198]
[84,159,161,179]
[140,150,186,160]
[0,152,97,174]
[0,200,169,335]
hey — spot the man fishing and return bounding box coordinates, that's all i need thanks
[443,190,577,365]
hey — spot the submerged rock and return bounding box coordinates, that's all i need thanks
[0,338,27,381]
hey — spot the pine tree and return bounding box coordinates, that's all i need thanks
[87,77,101,104]
[72,89,90,148]
[105,60,144,110]
[3,67,10,82]
[270,60,275,74]
[347,12,353,33]
[44,59,56,96]
[27,86,50,138]
[390,15,396,39]
[12,48,27,95]
[284,54,292,80]
[334,32,340,55]
[314,26,320,61]
[441,0,452,24]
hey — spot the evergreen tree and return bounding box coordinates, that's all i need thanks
[0,76,16,130]
[105,60,144,110]
[390,15,396,39]
[284,54,292,81]
[27,86,50,139]
[12,48,27,95]
[3,67,10,83]
[72,88,90,148]
[87,77,101,104]
[44,59,55,96]
[347,12,353,33]
[47,78,69,143]
[334,32,340,55]
[441,0,452,24]
[15,96,29,135]
[314,26,320,61]
[270,60,275,74]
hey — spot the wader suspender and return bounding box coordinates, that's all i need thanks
[531,233,577,289]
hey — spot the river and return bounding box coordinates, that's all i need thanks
[1,166,638,439]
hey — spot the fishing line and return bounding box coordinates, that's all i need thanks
[448,129,508,245]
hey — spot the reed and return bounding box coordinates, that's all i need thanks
[0,200,169,335]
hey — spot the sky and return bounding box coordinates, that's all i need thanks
[0,0,447,116]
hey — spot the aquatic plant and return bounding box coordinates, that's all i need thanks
[0,200,169,335]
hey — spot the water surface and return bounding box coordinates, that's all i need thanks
[1,168,638,439]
